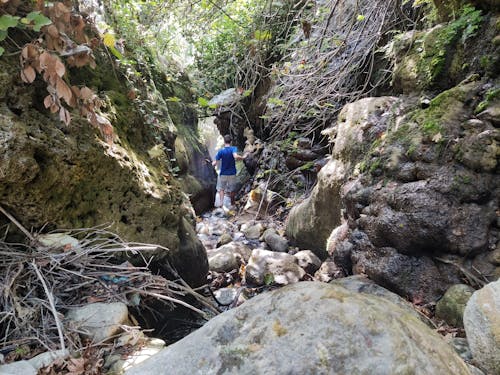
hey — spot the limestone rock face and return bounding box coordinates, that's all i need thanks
[0,55,209,287]
[65,302,129,343]
[464,279,500,374]
[286,97,397,258]
[287,80,499,303]
[125,282,470,375]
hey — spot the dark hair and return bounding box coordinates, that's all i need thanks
[223,134,232,144]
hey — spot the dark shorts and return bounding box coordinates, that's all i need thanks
[217,175,236,192]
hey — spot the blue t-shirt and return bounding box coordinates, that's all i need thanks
[215,146,237,175]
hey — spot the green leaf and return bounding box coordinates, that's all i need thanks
[356,14,366,21]
[0,15,20,31]
[26,12,52,32]
[208,103,217,109]
[264,273,274,285]
[109,46,123,60]
[0,30,7,42]
[166,96,181,102]
[254,30,271,41]
[242,89,252,97]
[197,97,209,107]
[0,46,4,56]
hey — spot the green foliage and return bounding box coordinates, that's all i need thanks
[25,12,52,32]
[422,5,482,81]
[0,15,20,30]
[0,12,52,56]
[475,87,500,113]
[264,273,274,285]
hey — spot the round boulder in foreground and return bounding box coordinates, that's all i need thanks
[126,281,469,375]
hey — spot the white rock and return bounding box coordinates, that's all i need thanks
[245,249,305,285]
[207,242,252,273]
[0,361,36,375]
[464,279,500,374]
[243,223,265,239]
[28,349,69,370]
[294,250,322,274]
[111,338,166,374]
[213,288,238,306]
[66,302,130,342]
[37,233,79,249]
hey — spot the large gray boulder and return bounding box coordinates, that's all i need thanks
[125,282,469,375]
[464,279,500,374]
[286,97,397,259]
[288,81,499,303]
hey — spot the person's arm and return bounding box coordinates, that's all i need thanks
[233,152,246,160]
[233,147,247,160]
[213,150,221,167]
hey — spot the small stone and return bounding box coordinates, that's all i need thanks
[245,249,305,286]
[294,250,321,274]
[66,302,130,342]
[213,288,238,306]
[243,223,265,239]
[420,97,431,108]
[37,233,79,249]
[449,337,472,362]
[314,261,345,282]
[217,233,232,247]
[462,119,486,131]
[488,248,500,266]
[207,242,252,273]
[435,284,475,327]
[262,229,289,252]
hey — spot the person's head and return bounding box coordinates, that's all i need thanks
[223,134,232,145]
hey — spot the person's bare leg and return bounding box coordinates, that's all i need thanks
[230,191,236,206]
[219,190,225,207]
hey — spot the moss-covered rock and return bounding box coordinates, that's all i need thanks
[0,52,209,286]
[387,6,499,94]
[436,284,475,327]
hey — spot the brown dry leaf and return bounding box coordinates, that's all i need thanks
[21,46,29,60]
[54,2,69,18]
[56,77,72,105]
[39,51,52,69]
[50,103,59,113]
[71,15,87,43]
[47,25,59,38]
[59,107,71,125]
[66,357,85,375]
[80,86,93,100]
[54,58,65,77]
[127,89,136,100]
[71,85,81,98]
[21,65,36,83]
[43,95,53,108]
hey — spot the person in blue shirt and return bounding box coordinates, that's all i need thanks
[212,134,246,207]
